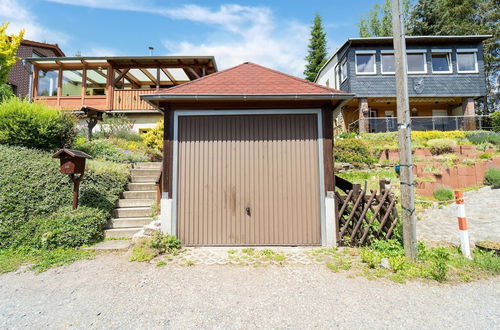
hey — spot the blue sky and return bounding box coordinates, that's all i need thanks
[0,0,377,76]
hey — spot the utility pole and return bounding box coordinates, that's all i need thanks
[391,0,417,260]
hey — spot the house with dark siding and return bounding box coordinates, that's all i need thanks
[315,35,491,133]
[7,40,65,98]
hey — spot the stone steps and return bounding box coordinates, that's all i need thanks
[116,198,153,208]
[110,217,152,228]
[103,162,161,241]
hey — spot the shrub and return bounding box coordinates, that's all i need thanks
[150,232,181,254]
[141,120,163,151]
[73,138,146,163]
[0,145,129,248]
[466,131,500,145]
[97,113,135,138]
[433,187,454,201]
[334,138,376,164]
[492,112,500,133]
[0,98,76,150]
[412,131,467,144]
[484,168,500,188]
[479,153,492,159]
[0,83,14,102]
[13,207,107,249]
[426,138,457,155]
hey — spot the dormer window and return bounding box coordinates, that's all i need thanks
[355,51,376,75]
[431,49,452,73]
[457,49,478,73]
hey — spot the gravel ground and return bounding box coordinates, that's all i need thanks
[1,254,499,329]
[418,186,500,243]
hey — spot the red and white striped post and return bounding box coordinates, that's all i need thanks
[454,191,471,259]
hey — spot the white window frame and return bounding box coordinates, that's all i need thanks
[430,49,452,74]
[355,50,376,75]
[456,49,479,74]
[380,50,395,74]
[406,49,427,74]
[340,57,347,83]
[334,64,340,89]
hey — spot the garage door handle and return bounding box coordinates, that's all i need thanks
[245,207,251,216]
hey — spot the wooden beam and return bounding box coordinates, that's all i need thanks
[113,68,130,85]
[156,68,161,89]
[162,68,177,84]
[140,68,158,85]
[124,72,142,89]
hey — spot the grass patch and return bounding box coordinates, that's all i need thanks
[0,248,94,273]
[128,233,182,263]
[433,188,454,202]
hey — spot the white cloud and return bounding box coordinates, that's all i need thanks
[0,0,70,44]
[82,46,121,57]
[41,1,310,76]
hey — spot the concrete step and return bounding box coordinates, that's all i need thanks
[110,217,152,228]
[126,183,157,191]
[105,228,142,238]
[113,207,151,218]
[133,162,162,169]
[117,199,153,208]
[131,175,158,183]
[131,169,161,177]
[122,190,156,199]
[86,239,131,251]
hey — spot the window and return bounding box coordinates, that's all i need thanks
[37,69,58,96]
[381,51,395,74]
[340,58,347,82]
[86,68,107,95]
[457,50,478,73]
[431,50,452,73]
[355,51,376,74]
[61,70,83,96]
[407,51,427,74]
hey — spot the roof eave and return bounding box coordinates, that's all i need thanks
[141,93,355,112]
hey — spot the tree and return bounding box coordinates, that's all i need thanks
[304,13,328,82]
[0,22,24,84]
[358,0,411,37]
[408,0,442,35]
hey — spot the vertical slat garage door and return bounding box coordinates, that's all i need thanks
[176,114,321,246]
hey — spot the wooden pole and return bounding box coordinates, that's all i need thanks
[70,174,84,210]
[391,0,417,260]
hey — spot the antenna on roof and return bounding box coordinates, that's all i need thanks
[148,46,154,56]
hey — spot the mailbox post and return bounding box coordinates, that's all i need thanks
[52,149,92,209]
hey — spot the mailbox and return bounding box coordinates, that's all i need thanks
[52,149,92,174]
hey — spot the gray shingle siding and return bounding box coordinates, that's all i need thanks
[344,41,487,98]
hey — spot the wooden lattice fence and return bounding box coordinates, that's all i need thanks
[335,179,399,246]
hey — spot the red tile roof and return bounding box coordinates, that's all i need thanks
[155,62,345,95]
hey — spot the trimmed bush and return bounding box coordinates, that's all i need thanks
[0,84,14,102]
[433,187,454,201]
[426,138,457,155]
[12,207,107,249]
[334,138,376,165]
[0,145,129,248]
[492,112,500,133]
[0,98,76,150]
[484,168,500,188]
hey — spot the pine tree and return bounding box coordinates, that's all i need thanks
[304,13,328,82]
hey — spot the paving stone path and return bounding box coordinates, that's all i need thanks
[417,186,500,243]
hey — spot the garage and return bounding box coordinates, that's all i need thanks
[141,62,353,246]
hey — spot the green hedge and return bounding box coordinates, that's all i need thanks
[0,145,129,248]
[0,98,76,150]
[334,138,377,165]
[492,112,500,133]
[484,168,500,188]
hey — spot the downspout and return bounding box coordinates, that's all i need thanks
[22,59,33,102]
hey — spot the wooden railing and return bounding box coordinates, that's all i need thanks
[113,89,158,111]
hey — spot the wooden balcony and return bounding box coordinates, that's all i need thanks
[113,89,158,111]
[33,96,107,111]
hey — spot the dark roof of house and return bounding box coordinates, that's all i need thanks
[52,149,92,159]
[142,62,353,104]
[21,39,65,57]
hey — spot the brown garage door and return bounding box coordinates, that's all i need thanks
[176,114,321,246]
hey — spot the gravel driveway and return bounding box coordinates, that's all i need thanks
[1,254,499,329]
